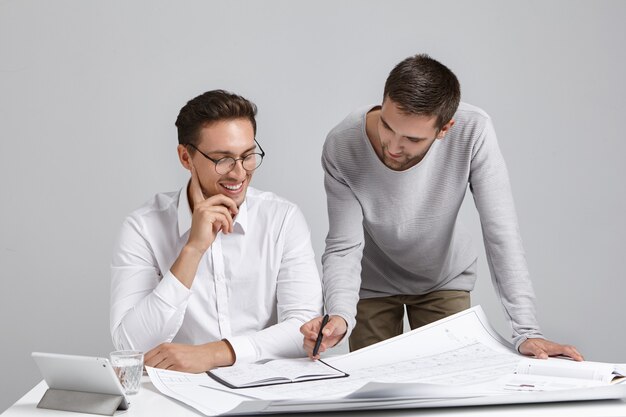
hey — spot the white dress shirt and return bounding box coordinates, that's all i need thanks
[110,185,323,364]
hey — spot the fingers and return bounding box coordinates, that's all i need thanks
[520,338,584,361]
[319,323,337,345]
[201,204,235,234]
[304,339,328,360]
[205,196,239,228]
[192,197,237,236]
[519,339,547,359]
[301,315,349,360]
[301,317,324,359]
[323,316,345,337]
[205,194,239,219]
[144,343,187,371]
[185,194,240,254]
[196,195,238,231]
[300,316,322,339]
[144,347,157,365]
[546,343,584,362]
[144,344,170,369]
[562,345,584,362]
[531,347,549,360]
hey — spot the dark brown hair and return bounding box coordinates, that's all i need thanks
[175,89,257,146]
[383,54,461,130]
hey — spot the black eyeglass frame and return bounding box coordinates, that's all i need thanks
[187,139,266,174]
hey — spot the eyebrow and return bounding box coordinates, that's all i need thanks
[380,116,428,142]
[204,144,257,156]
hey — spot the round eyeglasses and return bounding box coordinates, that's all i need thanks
[187,139,265,175]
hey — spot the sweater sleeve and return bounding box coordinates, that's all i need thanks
[469,116,544,349]
[320,140,364,338]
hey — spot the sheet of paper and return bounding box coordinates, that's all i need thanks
[499,373,606,391]
[328,306,515,371]
[516,357,623,383]
[252,384,626,415]
[146,367,257,416]
[345,381,505,400]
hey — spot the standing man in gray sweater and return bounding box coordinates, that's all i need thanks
[301,54,582,361]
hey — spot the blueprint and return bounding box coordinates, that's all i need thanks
[147,306,626,416]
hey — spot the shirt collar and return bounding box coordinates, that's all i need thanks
[177,182,248,237]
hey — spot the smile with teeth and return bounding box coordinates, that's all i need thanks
[222,182,244,191]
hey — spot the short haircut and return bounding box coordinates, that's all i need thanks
[383,54,461,130]
[175,89,257,146]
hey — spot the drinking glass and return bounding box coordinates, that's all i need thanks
[110,350,143,395]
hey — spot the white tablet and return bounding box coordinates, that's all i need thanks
[32,352,130,410]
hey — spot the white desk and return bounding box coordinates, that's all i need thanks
[3,377,626,417]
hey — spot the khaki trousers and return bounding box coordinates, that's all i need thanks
[349,290,470,351]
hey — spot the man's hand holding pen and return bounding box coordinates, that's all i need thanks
[301,315,348,360]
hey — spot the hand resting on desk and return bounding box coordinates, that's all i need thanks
[519,338,584,361]
[144,340,236,373]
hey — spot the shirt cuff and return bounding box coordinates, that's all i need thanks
[227,335,258,364]
[153,270,192,307]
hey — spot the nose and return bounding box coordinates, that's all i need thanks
[229,159,247,179]
[387,135,403,154]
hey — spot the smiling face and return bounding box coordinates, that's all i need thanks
[374,99,453,171]
[178,118,256,207]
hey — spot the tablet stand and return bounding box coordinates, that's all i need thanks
[37,388,125,416]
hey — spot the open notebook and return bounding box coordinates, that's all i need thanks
[209,358,348,389]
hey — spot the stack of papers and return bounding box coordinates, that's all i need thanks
[147,306,626,416]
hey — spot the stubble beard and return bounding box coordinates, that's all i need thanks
[381,146,421,171]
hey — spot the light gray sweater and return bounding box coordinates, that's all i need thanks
[322,103,543,349]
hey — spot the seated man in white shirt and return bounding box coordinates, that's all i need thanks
[110,90,323,373]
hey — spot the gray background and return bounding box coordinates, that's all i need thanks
[1,0,625,412]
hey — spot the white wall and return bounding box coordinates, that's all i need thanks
[1,0,625,411]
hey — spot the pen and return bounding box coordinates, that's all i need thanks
[312,314,330,357]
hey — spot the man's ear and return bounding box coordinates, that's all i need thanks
[437,119,455,139]
[177,144,191,170]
